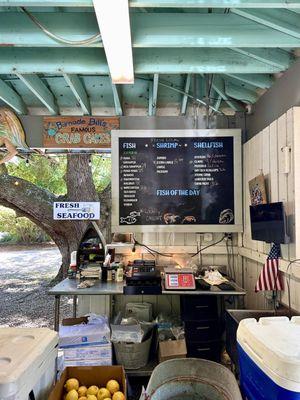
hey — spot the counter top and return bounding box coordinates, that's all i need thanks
[49,278,246,296]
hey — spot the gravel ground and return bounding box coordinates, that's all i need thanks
[0,245,72,328]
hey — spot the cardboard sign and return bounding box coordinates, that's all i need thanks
[43,116,119,148]
[53,202,100,220]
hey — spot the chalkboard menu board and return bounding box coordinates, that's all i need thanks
[112,130,242,233]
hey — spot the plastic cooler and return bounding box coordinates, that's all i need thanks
[237,317,300,400]
[0,328,58,400]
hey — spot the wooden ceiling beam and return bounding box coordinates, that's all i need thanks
[0,48,285,75]
[0,78,27,114]
[1,0,300,8]
[63,73,91,115]
[16,73,58,114]
[1,12,300,48]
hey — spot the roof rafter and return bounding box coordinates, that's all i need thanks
[1,0,300,8]
[224,80,258,104]
[148,73,159,116]
[211,76,245,112]
[134,48,284,74]
[130,0,300,7]
[232,9,300,39]
[230,48,293,70]
[111,82,123,116]
[1,12,300,48]
[0,78,27,114]
[63,73,91,115]
[180,74,191,115]
[214,95,222,112]
[16,73,58,114]
[0,48,284,75]
[225,73,274,89]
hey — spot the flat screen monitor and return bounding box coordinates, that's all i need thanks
[250,202,289,244]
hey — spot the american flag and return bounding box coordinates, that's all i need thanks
[255,244,283,292]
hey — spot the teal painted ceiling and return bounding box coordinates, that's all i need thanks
[0,1,299,116]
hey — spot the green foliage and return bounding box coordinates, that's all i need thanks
[6,154,111,195]
[7,155,67,195]
[91,155,111,192]
[1,155,111,242]
[0,206,49,243]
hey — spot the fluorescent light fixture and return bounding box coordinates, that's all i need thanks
[93,0,134,84]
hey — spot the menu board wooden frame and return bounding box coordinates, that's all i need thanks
[111,129,242,233]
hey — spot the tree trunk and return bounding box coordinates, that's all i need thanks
[0,154,111,278]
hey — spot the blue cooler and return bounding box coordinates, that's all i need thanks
[237,317,300,400]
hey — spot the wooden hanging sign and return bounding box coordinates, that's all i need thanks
[43,116,119,148]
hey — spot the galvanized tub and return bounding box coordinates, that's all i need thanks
[140,358,242,400]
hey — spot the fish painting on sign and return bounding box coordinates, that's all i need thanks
[249,173,268,206]
[0,108,29,164]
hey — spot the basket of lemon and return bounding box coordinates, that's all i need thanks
[48,366,126,400]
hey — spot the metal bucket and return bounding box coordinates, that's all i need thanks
[113,333,152,370]
[140,358,242,400]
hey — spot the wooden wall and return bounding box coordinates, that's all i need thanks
[241,107,300,311]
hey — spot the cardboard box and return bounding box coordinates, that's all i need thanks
[63,358,112,367]
[59,317,110,348]
[63,343,112,361]
[158,339,187,363]
[48,366,126,400]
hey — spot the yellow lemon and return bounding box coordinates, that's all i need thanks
[112,392,125,400]
[65,389,79,400]
[65,378,80,392]
[87,386,99,396]
[79,397,88,400]
[97,388,111,400]
[78,387,88,397]
[106,380,120,395]
[87,396,97,400]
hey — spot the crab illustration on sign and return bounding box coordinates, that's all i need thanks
[0,108,29,164]
[120,211,141,225]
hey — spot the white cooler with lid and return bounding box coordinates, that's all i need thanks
[0,328,58,400]
[237,317,300,400]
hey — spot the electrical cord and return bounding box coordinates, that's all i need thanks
[231,237,236,281]
[191,235,226,258]
[21,7,102,46]
[226,239,233,279]
[133,238,173,258]
[284,259,300,318]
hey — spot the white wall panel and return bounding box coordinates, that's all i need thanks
[242,107,300,311]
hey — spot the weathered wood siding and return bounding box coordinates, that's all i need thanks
[241,107,300,311]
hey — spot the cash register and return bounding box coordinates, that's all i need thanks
[123,260,162,295]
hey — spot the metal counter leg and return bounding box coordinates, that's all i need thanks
[54,295,60,331]
[73,295,77,318]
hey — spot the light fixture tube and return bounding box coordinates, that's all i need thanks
[93,0,134,84]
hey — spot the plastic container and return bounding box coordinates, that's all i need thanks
[113,333,152,370]
[140,358,242,399]
[0,327,58,400]
[237,317,300,400]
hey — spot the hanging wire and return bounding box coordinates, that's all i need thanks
[20,7,102,46]
[284,259,300,318]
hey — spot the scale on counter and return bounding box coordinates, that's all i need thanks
[164,268,196,290]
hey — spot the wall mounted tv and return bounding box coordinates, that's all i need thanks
[250,202,289,244]
[111,129,242,233]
